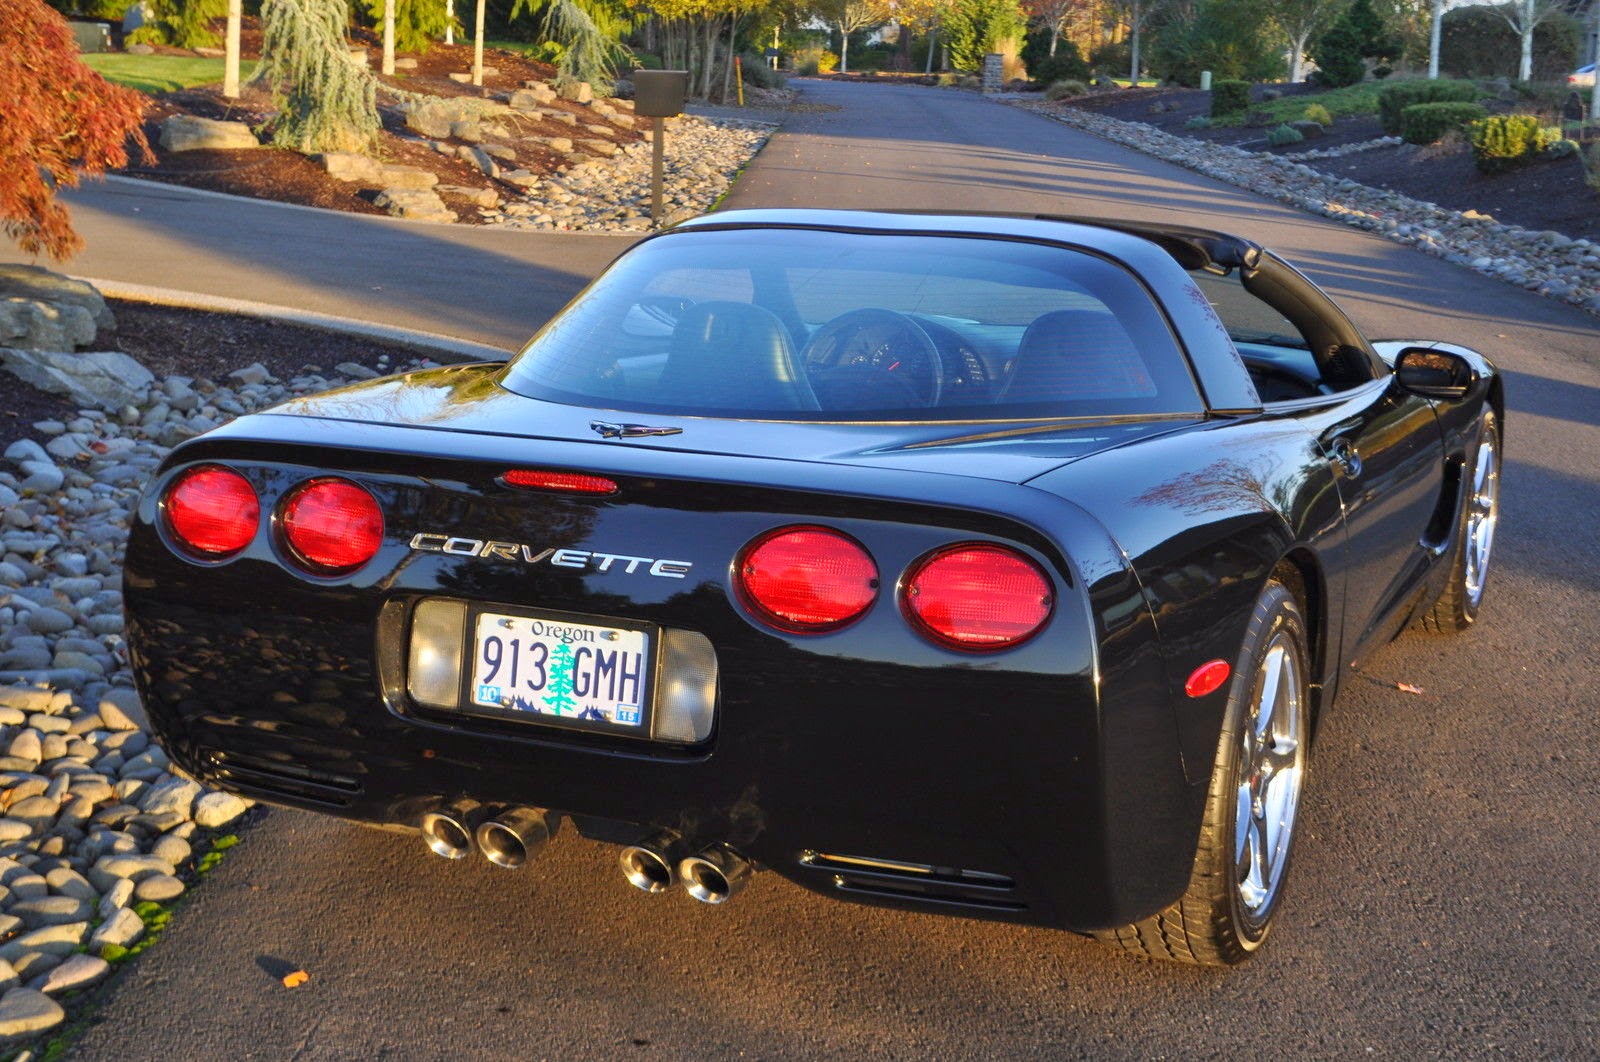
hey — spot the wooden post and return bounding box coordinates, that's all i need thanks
[651,116,665,224]
[734,56,744,106]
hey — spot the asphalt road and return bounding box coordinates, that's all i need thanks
[58,80,1600,1059]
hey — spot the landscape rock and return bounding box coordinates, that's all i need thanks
[0,269,114,334]
[29,954,109,995]
[436,185,499,209]
[558,80,594,104]
[373,189,455,224]
[0,298,97,352]
[98,689,146,731]
[0,987,64,1038]
[133,873,184,902]
[316,152,385,184]
[88,907,142,951]
[0,348,155,411]
[378,165,439,191]
[405,105,454,139]
[193,791,249,827]
[159,115,260,153]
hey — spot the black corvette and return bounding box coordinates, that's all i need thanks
[125,210,1502,965]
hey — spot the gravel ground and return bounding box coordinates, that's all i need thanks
[0,338,436,1055]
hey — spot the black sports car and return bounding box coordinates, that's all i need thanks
[125,210,1502,965]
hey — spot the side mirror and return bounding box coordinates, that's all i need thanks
[1395,347,1476,400]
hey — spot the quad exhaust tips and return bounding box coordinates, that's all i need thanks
[619,831,693,894]
[475,806,551,869]
[419,800,481,860]
[678,844,753,905]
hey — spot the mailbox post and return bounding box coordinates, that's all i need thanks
[632,70,689,225]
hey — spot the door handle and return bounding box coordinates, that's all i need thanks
[1327,438,1363,478]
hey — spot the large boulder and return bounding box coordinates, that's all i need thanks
[0,349,155,411]
[405,104,453,139]
[374,188,456,224]
[0,298,96,352]
[159,115,260,153]
[0,266,114,334]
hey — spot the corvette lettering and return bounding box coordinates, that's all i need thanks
[407,533,691,578]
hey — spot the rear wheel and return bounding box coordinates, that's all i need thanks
[1419,410,1500,633]
[1094,580,1311,965]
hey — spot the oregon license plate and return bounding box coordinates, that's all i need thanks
[464,610,652,733]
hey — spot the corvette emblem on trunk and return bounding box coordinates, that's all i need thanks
[407,533,692,578]
[590,420,684,439]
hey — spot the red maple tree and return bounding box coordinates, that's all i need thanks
[1,0,152,260]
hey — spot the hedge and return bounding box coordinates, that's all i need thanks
[1378,79,1479,135]
[1400,100,1488,144]
[1211,79,1251,117]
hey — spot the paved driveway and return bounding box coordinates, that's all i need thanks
[49,80,1600,1059]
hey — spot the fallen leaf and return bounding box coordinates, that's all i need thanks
[282,969,310,988]
[1396,682,1424,695]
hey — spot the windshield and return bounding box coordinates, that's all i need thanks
[499,227,1203,421]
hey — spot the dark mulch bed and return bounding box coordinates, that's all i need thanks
[116,22,641,223]
[1055,84,1600,240]
[2,301,435,448]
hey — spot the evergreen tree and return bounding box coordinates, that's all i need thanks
[256,0,381,154]
[363,0,458,54]
[542,644,579,715]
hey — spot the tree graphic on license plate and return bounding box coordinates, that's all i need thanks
[543,643,579,715]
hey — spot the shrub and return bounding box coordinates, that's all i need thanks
[629,50,663,70]
[1581,143,1600,191]
[741,54,786,89]
[1211,79,1251,117]
[1401,100,1488,145]
[1185,115,1212,130]
[1439,4,1581,82]
[791,47,838,75]
[1378,78,1478,135]
[936,71,960,87]
[1311,0,1400,88]
[1468,113,1551,173]
[1045,78,1088,100]
[1149,0,1284,86]
[1544,138,1578,159]
[1021,32,1088,85]
[1303,103,1333,126]
[1267,123,1304,146]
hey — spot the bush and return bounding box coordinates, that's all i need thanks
[1030,49,1089,87]
[629,50,663,70]
[740,53,786,89]
[1185,115,1212,129]
[1303,103,1333,126]
[1468,113,1553,173]
[791,47,838,75]
[1267,123,1304,146]
[1378,78,1478,135]
[1211,79,1251,117]
[1045,78,1088,100]
[364,0,455,55]
[1311,0,1400,88]
[1401,100,1488,144]
[1149,0,1284,86]
[1089,39,1129,75]
[1440,5,1581,82]
[1581,142,1600,191]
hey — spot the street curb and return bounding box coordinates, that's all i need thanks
[78,276,514,364]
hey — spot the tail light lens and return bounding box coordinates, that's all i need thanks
[280,478,384,573]
[164,466,259,557]
[501,469,618,495]
[736,526,878,632]
[902,544,1053,651]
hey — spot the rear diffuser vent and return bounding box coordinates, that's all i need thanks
[201,749,363,808]
[798,851,1026,913]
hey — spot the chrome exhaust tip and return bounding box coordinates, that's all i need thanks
[419,800,480,860]
[678,845,753,905]
[619,831,691,894]
[475,806,551,869]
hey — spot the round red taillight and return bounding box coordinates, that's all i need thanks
[164,466,259,557]
[736,526,878,632]
[902,544,1054,651]
[280,478,384,573]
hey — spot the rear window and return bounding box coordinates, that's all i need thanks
[499,227,1201,421]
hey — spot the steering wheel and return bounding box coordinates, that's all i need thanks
[802,308,945,407]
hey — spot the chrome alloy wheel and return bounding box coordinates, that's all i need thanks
[1234,633,1307,925]
[1463,433,1499,609]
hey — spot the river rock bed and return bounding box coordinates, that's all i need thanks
[0,354,432,1045]
[1019,101,1600,317]
[484,117,776,232]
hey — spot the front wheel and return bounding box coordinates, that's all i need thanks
[1419,410,1500,633]
[1094,580,1311,965]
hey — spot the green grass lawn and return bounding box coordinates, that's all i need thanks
[1213,80,1388,127]
[80,53,253,94]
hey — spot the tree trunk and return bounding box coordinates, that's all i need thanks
[446,0,454,46]
[1289,29,1307,82]
[925,20,937,73]
[382,0,395,76]
[839,21,849,73]
[1427,0,1442,78]
[722,13,738,103]
[473,0,486,86]
[1518,0,1534,81]
[1049,24,1058,56]
[703,16,718,98]
[1129,2,1142,83]
[223,0,242,98]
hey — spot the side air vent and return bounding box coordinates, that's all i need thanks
[798,851,1027,913]
[201,749,363,808]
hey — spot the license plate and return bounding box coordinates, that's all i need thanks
[464,609,652,733]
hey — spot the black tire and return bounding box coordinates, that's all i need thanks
[1419,410,1500,634]
[1094,580,1311,966]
